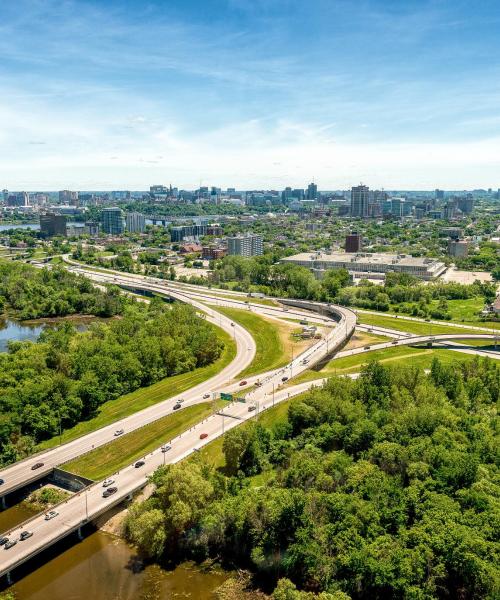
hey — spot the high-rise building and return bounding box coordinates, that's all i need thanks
[58,190,79,205]
[350,185,369,217]
[456,195,474,214]
[443,203,456,220]
[85,221,100,236]
[40,213,67,238]
[7,192,29,207]
[306,182,318,200]
[435,189,445,200]
[345,233,362,252]
[227,234,263,257]
[125,212,146,233]
[102,207,124,234]
[390,197,405,217]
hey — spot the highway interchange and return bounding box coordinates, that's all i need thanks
[0,263,498,579]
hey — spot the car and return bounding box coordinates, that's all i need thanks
[0,478,4,485]
[302,359,309,365]
[161,444,172,453]
[19,530,33,541]
[102,479,115,487]
[364,345,371,350]
[203,393,211,399]
[281,376,288,382]
[248,405,257,412]
[282,308,289,312]
[255,381,262,387]
[173,403,182,410]
[0,537,8,546]
[239,380,247,386]
[102,486,118,498]
[114,429,124,437]
[177,398,184,404]
[391,340,398,345]
[44,510,59,520]
[31,462,44,470]
[4,539,17,550]
[300,320,308,325]
[199,433,208,440]
[230,322,234,326]
[134,460,145,468]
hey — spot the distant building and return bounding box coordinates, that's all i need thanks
[227,234,263,257]
[456,195,474,214]
[435,189,445,200]
[102,207,124,235]
[59,190,78,205]
[170,224,207,242]
[281,251,446,281]
[85,221,99,236]
[306,182,318,200]
[125,212,145,233]
[345,233,362,253]
[443,203,456,220]
[441,227,462,239]
[7,192,29,207]
[350,185,369,217]
[40,213,67,238]
[390,197,405,218]
[202,246,227,260]
[305,223,320,232]
[447,239,468,258]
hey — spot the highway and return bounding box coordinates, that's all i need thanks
[0,263,497,578]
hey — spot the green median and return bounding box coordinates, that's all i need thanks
[211,306,289,377]
[63,401,223,480]
[357,313,492,336]
[37,326,236,451]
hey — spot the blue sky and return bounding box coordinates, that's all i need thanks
[1,0,500,190]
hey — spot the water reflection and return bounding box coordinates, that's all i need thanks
[0,318,92,352]
[11,532,229,600]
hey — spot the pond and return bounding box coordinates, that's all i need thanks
[0,318,92,352]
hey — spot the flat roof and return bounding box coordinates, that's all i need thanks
[282,251,443,267]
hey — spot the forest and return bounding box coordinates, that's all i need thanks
[0,297,223,466]
[125,357,499,599]
[0,260,126,319]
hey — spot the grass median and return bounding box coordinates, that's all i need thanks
[37,326,236,451]
[63,401,223,480]
[357,313,491,336]
[212,306,291,377]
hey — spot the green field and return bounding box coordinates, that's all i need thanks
[37,326,236,451]
[357,312,494,336]
[213,306,290,377]
[292,346,484,384]
[64,402,220,480]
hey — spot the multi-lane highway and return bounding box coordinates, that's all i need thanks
[0,262,497,579]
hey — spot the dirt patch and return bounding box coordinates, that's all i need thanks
[343,331,389,351]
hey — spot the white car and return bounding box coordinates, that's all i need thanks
[161,444,172,453]
[44,510,59,521]
[203,393,210,399]
[102,478,115,487]
[114,429,124,437]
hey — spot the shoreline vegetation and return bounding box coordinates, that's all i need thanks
[124,357,499,599]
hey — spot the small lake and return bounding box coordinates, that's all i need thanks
[0,318,91,352]
[0,223,40,232]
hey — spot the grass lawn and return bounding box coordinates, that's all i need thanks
[344,331,389,350]
[293,346,482,383]
[212,306,291,378]
[357,313,491,336]
[36,326,236,451]
[64,402,221,480]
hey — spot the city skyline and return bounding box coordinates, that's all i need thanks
[1,1,500,189]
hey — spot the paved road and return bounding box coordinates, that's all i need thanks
[0,279,257,498]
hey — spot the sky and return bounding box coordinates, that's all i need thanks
[1,0,500,190]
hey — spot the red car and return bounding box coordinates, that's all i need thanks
[199,433,208,440]
[239,380,247,386]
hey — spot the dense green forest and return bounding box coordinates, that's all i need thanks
[125,358,499,599]
[0,261,126,319]
[0,301,223,465]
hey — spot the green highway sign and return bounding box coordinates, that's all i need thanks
[220,392,233,401]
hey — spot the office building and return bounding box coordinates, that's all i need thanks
[227,234,263,257]
[170,224,207,242]
[456,195,474,214]
[306,182,318,200]
[447,240,468,258]
[7,192,29,207]
[40,213,67,238]
[58,190,78,205]
[390,197,405,218]
[435,189,445,200]
[443,203,456,220]
[345,233,362,253]
[125,212,146,233]
[281,251,446,281]
[85,221,99,236]
[102,207,124,234]
[350,185,369,217]
[202,246,227,260]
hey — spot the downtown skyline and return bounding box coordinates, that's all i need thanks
[1,0,500,190]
